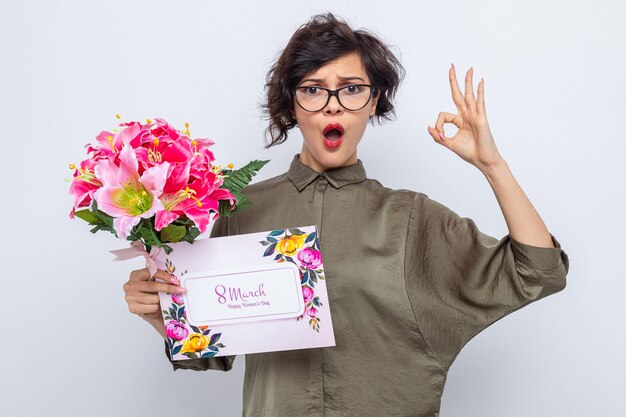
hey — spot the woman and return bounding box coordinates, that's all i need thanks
[123,13,569,417]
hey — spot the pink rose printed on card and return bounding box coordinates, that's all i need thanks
[165,320,189,341]
[302,286,315,303]
[298,247,323,270]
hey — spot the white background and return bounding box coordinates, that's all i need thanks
[1,1,624,416]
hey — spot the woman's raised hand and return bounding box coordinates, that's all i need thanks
[123,268,187,337]
[427,64,504,172]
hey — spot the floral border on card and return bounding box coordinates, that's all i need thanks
[259,227,324,332]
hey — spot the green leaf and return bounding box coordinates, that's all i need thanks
[182,352,199,359]
[263,243,276,257]
[93,209,114,229]
[181,226,201,244]
[161,244,173,255]
[289,228,306,236]
[172,216,194,226]
[209,333,221,345]
[304,232,317,244]
[137,220,161,247]
[161,224,186,243]
[218,160,270,216]
[171,345,182,356]
[74,209,100,224]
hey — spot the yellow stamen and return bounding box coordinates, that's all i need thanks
[146,118,152,124]
[115,113,121,119]
[153,137,159,146]
[69,163,76,170]
[182,187,202,207]
[227,163,234,169]
[191,140,197,146]
[76,168,103,187]
[148,147,162,163]
[107,135,115,151]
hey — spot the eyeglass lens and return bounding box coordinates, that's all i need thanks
[295,85,372,111]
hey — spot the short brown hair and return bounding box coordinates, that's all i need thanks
[261,13,405,148]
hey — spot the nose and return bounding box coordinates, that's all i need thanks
[324,92,343,115]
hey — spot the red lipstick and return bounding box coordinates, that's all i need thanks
[323,123,344,149]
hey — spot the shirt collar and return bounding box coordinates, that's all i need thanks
[287,154,367,191]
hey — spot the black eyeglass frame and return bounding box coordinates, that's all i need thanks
[293,84,377,112]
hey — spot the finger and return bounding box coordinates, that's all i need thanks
[427,125,445,144]
[477,77,486,116]
[128,303,160,316]
[449,63,467,112]
[134,281,186,295]
[427,125,450,146]
[433,111,459,140]
[125,292,160,305]
[129,268,176,284]
[464,67,477,111]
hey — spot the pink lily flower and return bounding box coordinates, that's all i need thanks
[87,122,148,162]
[155,166,234,233]
[189,139,216,179]
[68,158,103,218]
[93,143,169,240]
[136,134,193,172]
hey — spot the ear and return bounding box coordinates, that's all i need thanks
[369,89,381,117]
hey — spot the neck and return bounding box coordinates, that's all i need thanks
[298,147,358,173]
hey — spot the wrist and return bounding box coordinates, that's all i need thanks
[143,315,167,339]
[478,157,509,181]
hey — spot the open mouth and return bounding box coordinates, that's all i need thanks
[323,123,344,149]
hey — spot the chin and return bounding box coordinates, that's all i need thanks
[313,148,356,170]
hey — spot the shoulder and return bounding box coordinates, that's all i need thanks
[358,178,424,209]
[402,189,458,220]
[361,178,417,199]
[359,180,463,226]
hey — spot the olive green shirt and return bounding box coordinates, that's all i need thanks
[165,154,570,417]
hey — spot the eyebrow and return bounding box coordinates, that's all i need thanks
[300,76,366,83]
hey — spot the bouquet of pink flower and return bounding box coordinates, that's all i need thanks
[68,115,268,257]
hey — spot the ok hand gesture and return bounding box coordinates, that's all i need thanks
[427,64,504,172]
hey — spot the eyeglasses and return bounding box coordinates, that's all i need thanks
[294,84,376,112]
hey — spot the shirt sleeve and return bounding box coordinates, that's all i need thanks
[163,214,238,372]
[404,192,569,371]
